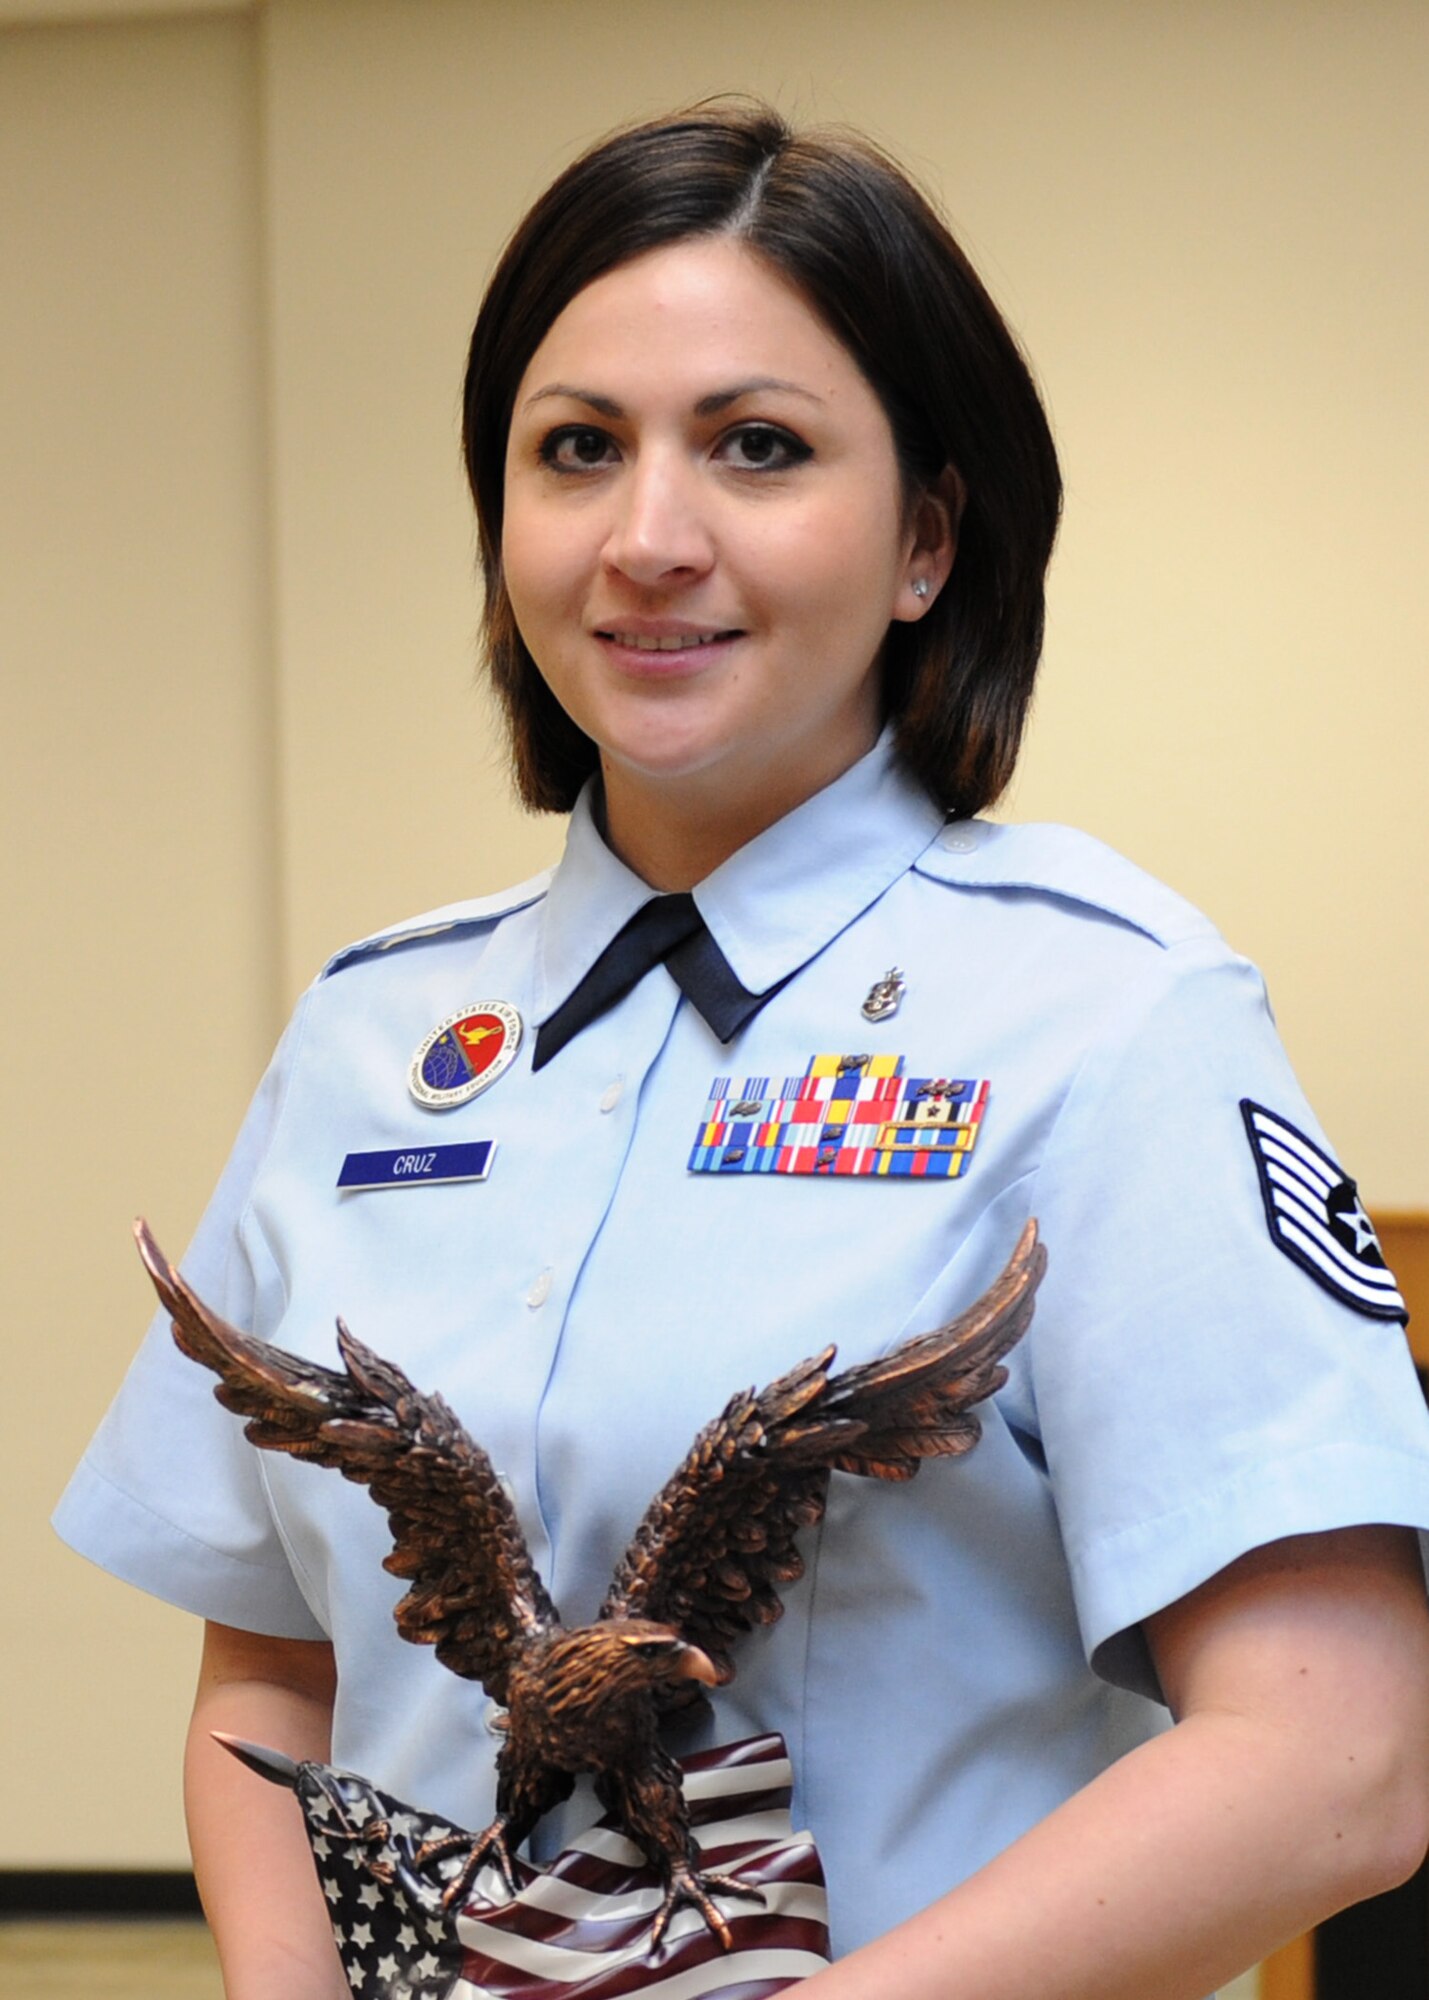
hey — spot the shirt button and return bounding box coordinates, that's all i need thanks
[599,1080,624,1113]
[941,825,980,853]
[526,1269,553,1309]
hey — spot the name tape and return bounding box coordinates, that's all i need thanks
[337,1141,496,1191]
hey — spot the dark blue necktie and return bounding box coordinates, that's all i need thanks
[532,894,782,1070]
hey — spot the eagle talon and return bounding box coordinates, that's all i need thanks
[331,1817,394,1882]
[650,1863,765,1951]
[416,1819,519,1909]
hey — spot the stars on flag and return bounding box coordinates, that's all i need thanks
[284,1761,466,1999]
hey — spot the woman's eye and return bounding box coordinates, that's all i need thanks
[540,426,617,472]
[718,424,812,471]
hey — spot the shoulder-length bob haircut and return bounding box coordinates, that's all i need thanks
[463,101,1061,818]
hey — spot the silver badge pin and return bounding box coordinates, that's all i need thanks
[861,968,905,1023]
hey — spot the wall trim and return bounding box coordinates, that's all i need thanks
[0,1870,201,1918]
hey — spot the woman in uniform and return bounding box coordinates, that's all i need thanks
[56,102,1429,2000]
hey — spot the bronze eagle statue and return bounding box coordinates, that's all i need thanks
[136,1217,1045,1947]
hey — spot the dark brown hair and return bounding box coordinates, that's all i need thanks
[463,101,1061,816]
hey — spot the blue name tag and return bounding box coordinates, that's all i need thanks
[337,1142,496,1190]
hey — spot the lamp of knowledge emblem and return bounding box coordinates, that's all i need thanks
[408,1003,522,1110]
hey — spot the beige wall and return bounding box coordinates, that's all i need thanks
[4,10,277,1866]
[7,0,1426,1867]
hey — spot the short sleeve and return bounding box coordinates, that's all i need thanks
[1028,939,1429,1699]
[52,998,327,1639]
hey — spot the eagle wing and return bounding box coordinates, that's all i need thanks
[135,1221,558,1702]
[601,1220,1045,1690]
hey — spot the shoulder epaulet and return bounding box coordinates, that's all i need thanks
[913,821,1217,951]
[319,867,553,979]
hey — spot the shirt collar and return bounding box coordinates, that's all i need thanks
[534,730,945,1027]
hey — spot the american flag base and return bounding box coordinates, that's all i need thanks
[271,1733,829,2000]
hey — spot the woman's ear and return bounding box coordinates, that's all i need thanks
[893,463,966,623]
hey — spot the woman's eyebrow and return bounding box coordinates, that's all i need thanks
[693,378,824,415]
[522,384,623,417]
[520,377,824,417]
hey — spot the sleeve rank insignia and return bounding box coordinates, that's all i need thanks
[1241,1099,1407,1321]
[689,1055,989,1179]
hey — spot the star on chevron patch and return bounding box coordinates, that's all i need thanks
[1241,1099,1406,1321]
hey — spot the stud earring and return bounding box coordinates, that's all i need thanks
[911,579,930,600]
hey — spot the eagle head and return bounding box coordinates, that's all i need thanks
[540,1620,717,1719]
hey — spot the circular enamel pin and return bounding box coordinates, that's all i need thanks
[408,1002,522,1110]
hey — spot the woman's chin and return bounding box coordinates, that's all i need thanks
[599,735,740,799]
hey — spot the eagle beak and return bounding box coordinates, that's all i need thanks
[674,1643,719,1686]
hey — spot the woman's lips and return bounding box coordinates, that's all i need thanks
[594,627,743,674]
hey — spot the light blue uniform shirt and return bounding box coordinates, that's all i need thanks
[56,733,1429,1961]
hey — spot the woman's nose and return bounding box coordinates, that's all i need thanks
[601,451,714,587]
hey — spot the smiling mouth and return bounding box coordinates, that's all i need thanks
[599,630,740,651]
